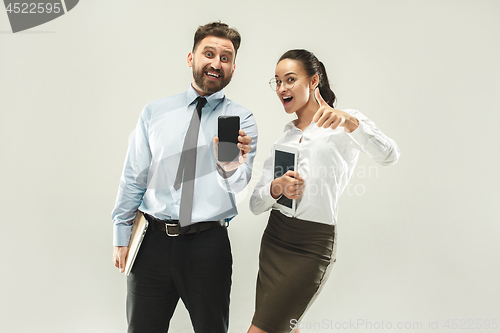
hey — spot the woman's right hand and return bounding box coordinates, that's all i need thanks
[270,170,305,200]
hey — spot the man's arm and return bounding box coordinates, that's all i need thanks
[111,105,152,272]
[214,112,258,194]
[113,246,129,273]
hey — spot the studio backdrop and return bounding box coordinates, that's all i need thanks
[1,1,499,332]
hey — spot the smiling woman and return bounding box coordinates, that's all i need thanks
[247,49,400,333]
[272,50,337,127]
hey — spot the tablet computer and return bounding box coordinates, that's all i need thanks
[273,144,298,215]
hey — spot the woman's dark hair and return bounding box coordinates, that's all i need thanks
[278,49,336,107]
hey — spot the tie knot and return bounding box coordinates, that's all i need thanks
[195,97,207,119]
[196,97,207,109]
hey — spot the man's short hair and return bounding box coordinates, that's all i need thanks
[193,22,241,58]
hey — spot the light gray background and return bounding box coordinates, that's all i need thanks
[1,1,499,332]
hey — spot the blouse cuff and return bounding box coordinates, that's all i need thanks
[261,181,279,208]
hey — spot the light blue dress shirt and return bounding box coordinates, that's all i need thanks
[112,85,258,246]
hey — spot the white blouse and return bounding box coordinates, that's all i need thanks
[249,109,400,225]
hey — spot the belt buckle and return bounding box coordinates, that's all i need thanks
[165,223,179,237]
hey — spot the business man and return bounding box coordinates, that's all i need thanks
[111,22,257,333]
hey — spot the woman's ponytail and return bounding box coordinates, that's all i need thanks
[318,61,336,108]
[278,49,337,108]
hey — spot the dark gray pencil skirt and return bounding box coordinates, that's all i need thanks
[252,209,337,333]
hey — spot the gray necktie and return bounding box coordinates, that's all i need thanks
[174,97,207,229]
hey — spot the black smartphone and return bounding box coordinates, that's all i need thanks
[218,116,240,162]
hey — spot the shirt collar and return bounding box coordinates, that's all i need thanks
[186,84,225,110]
[284,119,315,132]
[284,121,295,132]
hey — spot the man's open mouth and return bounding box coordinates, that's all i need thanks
[205,71,221,80]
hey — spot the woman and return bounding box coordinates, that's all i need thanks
[247,49,400,333]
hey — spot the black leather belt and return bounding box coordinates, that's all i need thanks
[144,213,226,236]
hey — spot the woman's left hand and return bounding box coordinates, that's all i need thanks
[312,88,359,132]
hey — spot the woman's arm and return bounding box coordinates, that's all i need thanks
[345,109,400,166]
[249,149,278,215]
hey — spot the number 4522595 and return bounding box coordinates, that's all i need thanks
[444,319,498,330]
[6,3,62,14]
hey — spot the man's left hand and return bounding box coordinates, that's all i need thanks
[213,129,252,172]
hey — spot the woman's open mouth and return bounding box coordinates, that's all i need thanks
[283,96,293,106]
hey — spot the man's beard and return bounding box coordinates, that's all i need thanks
[192,61,232,94]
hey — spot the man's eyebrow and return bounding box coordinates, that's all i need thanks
[202,45,234,56]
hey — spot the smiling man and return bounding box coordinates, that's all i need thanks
[111,22,258,333]
[190,36,234,93]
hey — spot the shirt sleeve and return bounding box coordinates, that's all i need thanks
[249,147,278,215]
[217,112,258,194]
[111,106,152,246]
[345,109,400,166]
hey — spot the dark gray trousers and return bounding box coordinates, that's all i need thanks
[126,224,232,333]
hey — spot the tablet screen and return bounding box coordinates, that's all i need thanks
[274,150,295,209]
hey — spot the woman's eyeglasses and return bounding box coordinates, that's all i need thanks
[269,77,298,91]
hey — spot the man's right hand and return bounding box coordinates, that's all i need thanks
[270,170,305,200]
[113,246,129,273]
